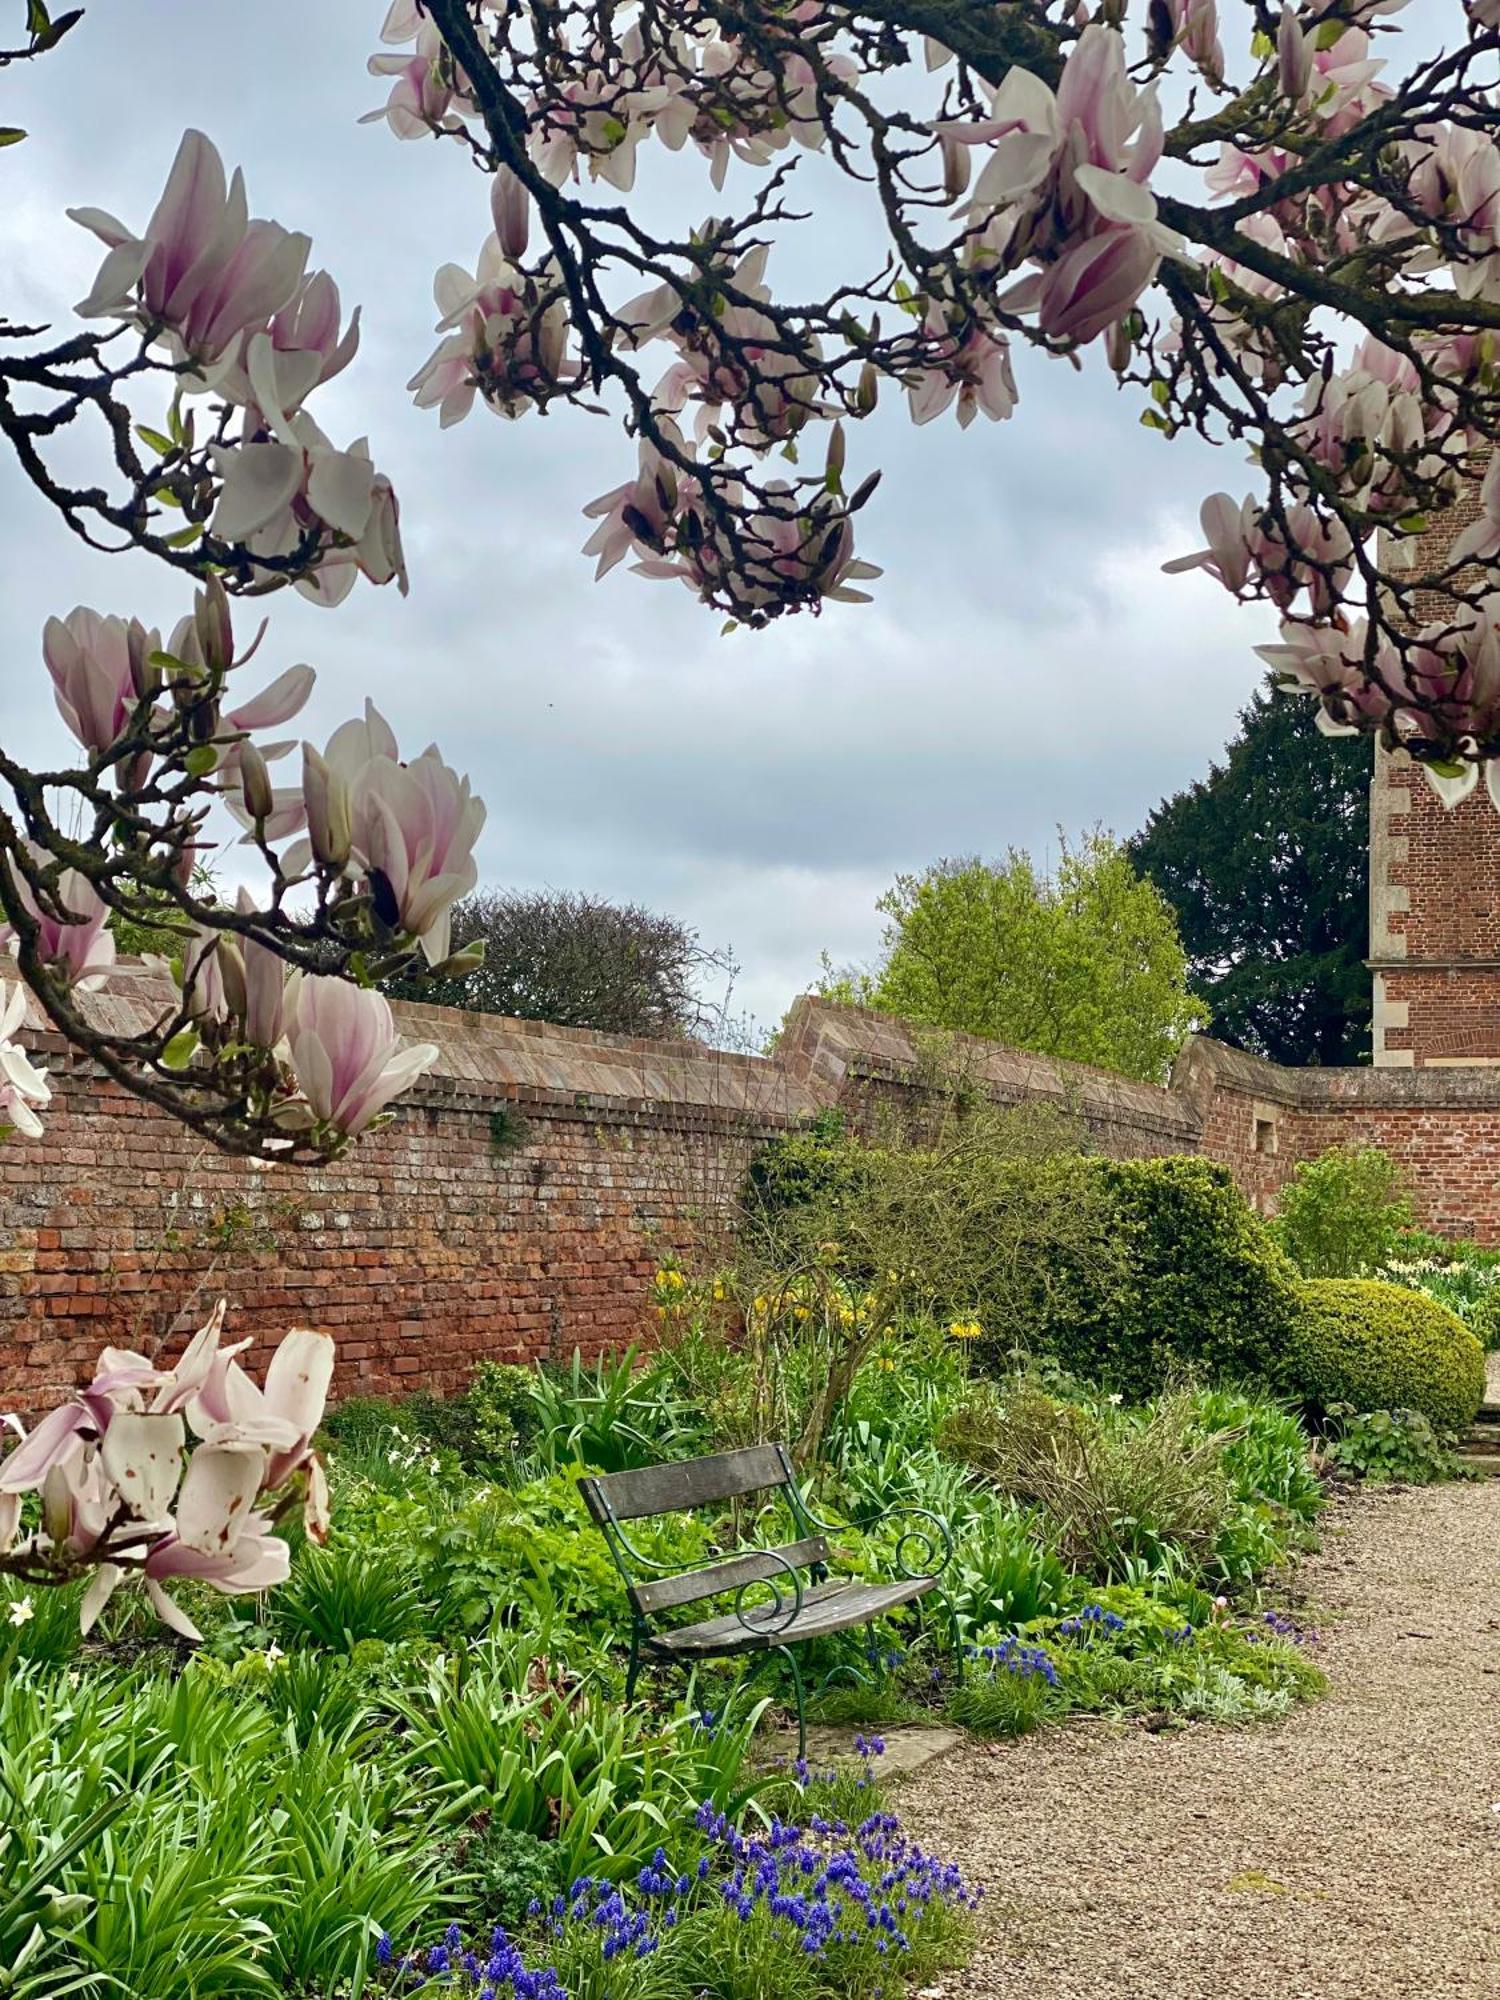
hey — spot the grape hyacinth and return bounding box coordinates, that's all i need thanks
[966,1638,1060,1686]
[1057,1604,1128,1641]
[371,1792,980,1996]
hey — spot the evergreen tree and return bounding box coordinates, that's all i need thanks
[1127,686,1370,1067]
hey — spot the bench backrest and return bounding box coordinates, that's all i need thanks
[578,1444,829,1620]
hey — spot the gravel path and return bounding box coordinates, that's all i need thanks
[902,1482,1500,1999]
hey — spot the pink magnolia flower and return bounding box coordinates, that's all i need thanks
[409,239,579,425]
[1035,211,1168,346]
[0,981,49,1141]
[363,16,471,138]
[353,748,486,962]
[287,976,438,1138]
[1163,493,1261,593]
[210,416,407,605]
[218,269,362,425]
[907,305,1018,428]
[42,608,159,761]
[582,432,685,578]
[70,130,309,376]
[1,849,116,990]
[0,1303,336,1636]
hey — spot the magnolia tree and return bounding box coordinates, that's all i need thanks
[4,0,1500,1158]
[3,0,1500,1605]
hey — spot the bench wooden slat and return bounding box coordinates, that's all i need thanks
[642,1575,936,1656]
[579,1444,790,1523]
[630,1535,829,1616]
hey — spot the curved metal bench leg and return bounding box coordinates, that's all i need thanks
[770,1643,808,1762]
[624,1620,643,1706]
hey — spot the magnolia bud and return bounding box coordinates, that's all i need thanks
[41,1463,72,1546]
[1277,8,1312,103]
[239,742,274,824]
[490,164,531,261]
[171,836,198,890]
[127,618,161,702]
[1105,319,1134,373]
[855,362,880,415]
[194,578,234,676]
[217,938,248,1022]
[826,421,847,484]
[302,744,351,869]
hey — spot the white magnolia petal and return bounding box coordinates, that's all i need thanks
[145,1576,204,1642]
[1420,759,1480,809]
[262,1329,335,1443]
[79,1563,124,1635]
[212,443,303,541]
[98,1411,186,1521]
[174,1442,267,1555]
[306,451,377,539]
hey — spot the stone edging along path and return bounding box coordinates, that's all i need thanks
[899,1480,1500,2000]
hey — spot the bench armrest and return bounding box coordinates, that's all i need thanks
[880,1505,955,1583]
[787,1481,954,1583]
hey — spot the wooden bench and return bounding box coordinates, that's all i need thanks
[579,1442,959,1754]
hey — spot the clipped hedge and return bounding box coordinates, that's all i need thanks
[1290,1278,1486,1433]
[1031,1157,1302,1401]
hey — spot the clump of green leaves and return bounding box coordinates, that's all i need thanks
[1325,1406,1459,1485]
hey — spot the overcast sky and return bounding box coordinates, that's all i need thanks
[0,1,1292,1035]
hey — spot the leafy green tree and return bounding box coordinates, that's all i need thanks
[1128,687,1370,1067]
[841,832,1201,1083]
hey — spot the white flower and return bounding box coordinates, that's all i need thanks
[7,1595,34,1627]
[1107,1392,1124,1406]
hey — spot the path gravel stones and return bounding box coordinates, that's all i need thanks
[902,1481,1500,1999]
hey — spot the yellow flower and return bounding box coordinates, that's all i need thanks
[877,1356,896,1372]
[947,1318,983,1342]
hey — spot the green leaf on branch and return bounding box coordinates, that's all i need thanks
[162,524,203,549]
[25,0,50,31]
[136,425,176,456]
[1141,409,1171,432]
[160,1029,200,1071]
[1395,513,1427,534]
[0,129,27,148]
[183,745,219,778]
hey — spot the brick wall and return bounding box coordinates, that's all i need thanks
[8,980,1500,1415]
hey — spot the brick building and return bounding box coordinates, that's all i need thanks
[1369,488,1500,1066]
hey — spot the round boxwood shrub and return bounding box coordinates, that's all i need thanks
[1290,1278,1486,1433]
[1031,1157,1303,1403]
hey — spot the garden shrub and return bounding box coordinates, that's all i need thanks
[1272,1144,1412,1278]
[943,1377,1236,1583]
[1026,1157,1302,1401]
[1290,1278,1486,1433]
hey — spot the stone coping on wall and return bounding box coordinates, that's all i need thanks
[777,996,1203,1144]
[13,967,825,1125]
[21,968,1500,1138]
[1173,1032,1500,1108]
